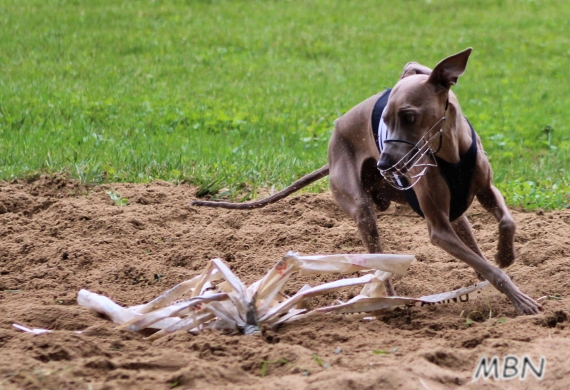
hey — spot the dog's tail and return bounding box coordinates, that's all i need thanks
[191,164,330,210]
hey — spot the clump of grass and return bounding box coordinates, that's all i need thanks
[260,358,289,377]
[105,189,128,207]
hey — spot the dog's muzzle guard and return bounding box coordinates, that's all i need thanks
[377,101,448,191]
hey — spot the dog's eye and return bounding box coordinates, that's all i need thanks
[404,113,415,124]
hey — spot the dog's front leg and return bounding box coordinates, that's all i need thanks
[476,185,516,268]
[451,215,487,259]
[451,215,488,280]
[425,212,541,315]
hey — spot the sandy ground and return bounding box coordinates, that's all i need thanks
[1,175,569,389]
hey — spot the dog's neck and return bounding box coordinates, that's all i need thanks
[434,96,473,164]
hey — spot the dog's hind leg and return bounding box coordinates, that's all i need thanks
[329,159,382,251]
[328,151,395,295]
[328,93,398,295]
[476,185,516,268]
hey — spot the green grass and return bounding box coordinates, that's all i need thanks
[0,0,568,209]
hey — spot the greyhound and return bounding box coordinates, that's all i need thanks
[192,48,542,315]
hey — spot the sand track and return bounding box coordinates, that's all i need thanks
[1,175,569,389]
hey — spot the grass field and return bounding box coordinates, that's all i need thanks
[0,0,568,209]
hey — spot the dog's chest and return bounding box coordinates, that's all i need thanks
[370,89,479,222]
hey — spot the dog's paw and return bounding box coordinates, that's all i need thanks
[512,293,543,316]
[495,251,515,268]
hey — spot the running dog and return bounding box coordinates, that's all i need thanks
[192,48,542,315]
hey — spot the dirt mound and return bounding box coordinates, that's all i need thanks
[1,176,569,389]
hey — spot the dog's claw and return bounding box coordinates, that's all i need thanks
[491,272,541,315]
[511,292,543,315]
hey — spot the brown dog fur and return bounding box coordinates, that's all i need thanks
[192,48,542,315]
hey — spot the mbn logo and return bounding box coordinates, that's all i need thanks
[473,356,546,381]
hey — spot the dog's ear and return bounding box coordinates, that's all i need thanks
[400,62,432,79]
[427,47,472,91]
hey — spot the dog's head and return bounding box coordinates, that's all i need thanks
[377,48,472,188]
